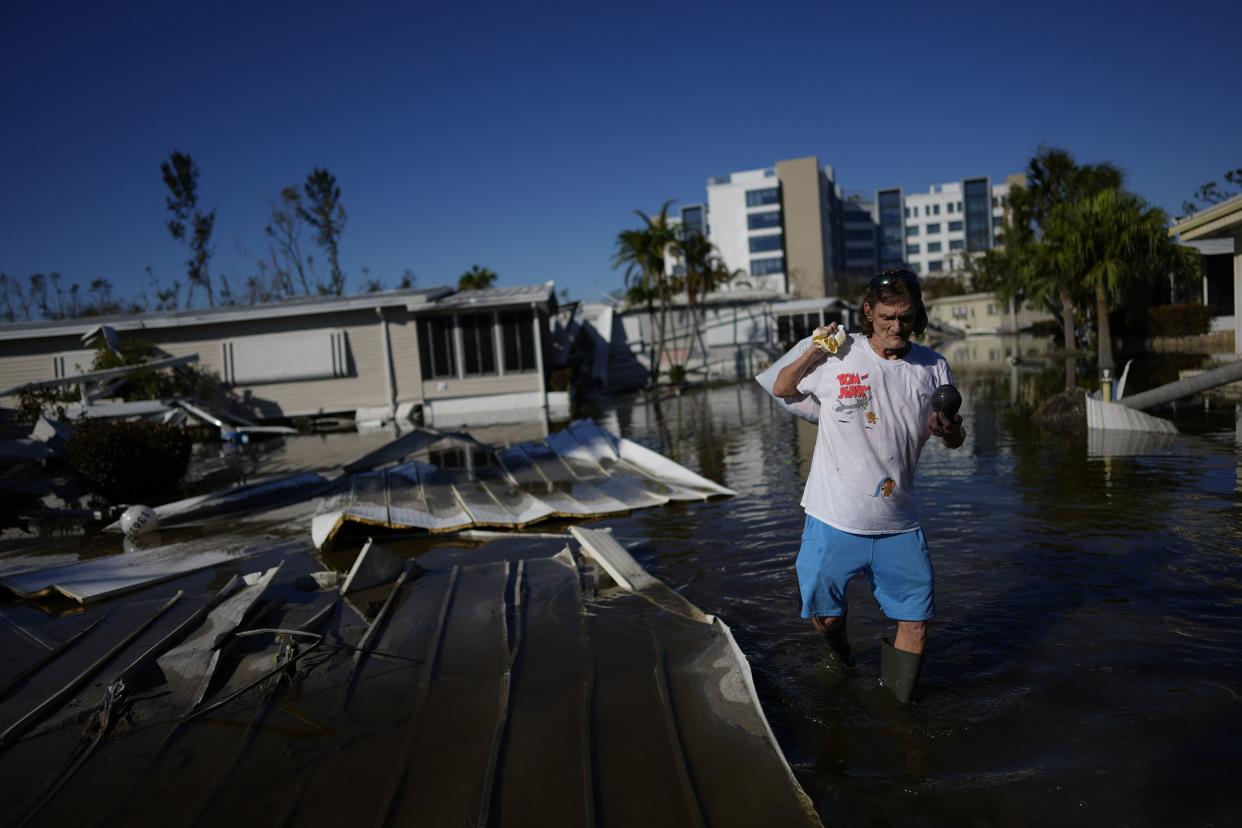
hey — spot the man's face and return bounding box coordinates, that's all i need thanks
[866,299,915,351]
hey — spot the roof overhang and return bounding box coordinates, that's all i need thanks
[1170,194,1242,242]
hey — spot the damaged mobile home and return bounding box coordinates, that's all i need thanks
[0,282,568,428]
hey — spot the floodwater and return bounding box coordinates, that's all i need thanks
[586,361,1242,827]
[5,351,1239,826]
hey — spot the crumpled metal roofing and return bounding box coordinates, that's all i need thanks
[311,419,735,547]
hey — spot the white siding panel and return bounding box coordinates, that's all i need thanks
[52,349,98,378]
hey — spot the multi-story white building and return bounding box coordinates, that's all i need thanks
[701,157,844,298]
[891,175,1023,276]
[672,164,1025,300]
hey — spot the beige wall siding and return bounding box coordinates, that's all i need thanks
[0,310,414,417]
[147,310,392,417]
[385,308,423,404]
[0,303,554,417]
[776,157,829,299]
[0,334,93,395]
[421,371,540,400]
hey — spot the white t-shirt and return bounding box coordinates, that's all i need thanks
[795,333,954,535]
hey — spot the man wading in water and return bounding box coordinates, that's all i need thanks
[772,268,965,702]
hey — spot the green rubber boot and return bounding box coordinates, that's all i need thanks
[812,615,852,667]
[880,638,923,703]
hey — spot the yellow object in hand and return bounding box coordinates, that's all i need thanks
[812,325,848,354]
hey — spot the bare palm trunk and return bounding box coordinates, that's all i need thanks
[1059,285,1077,391]
[1095,280,1114,372]
[1059,286,1076,354]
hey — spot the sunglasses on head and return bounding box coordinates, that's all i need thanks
[868,268,921,296]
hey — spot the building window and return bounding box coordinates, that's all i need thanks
[776,312,821,344]
[846,229,874,241]
[963,177,992,252]
[948,220,963,232]
[904,207,910,218]
[746,187,780,207]
[993,215,1004,227]
[928,260,944,273]
[499,310,537,373]
[904,226,917,237]
[947,202,955,214]
[927,241,942,253]
[878,189,904,266]
[987,303,996,315]
[459,312,497,376]
[926,223,941,234]
[932,204,941,215]
[750,257,785,275]
[747,210,782,230]
[222,330,350,385]
[906,243,920,255]
[749,233,783,253]
[910,262,922,273]
[681,205,705,236]
[949,239,964,251]
[418,317,457,379]
[845,246,874,260]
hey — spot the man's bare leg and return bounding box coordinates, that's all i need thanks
[894,620,926,654]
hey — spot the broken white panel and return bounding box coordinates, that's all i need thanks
[617,437,736,498]
[570,526,710,624]
[1085,395,1178,433]
[341,539,408,595]
[388,462,473,532]
[0,540,254,603]
[546,428,607,474]
[103,471,330,531]
[474,477,556,526]
[157,564,283,710]
[567,419,621,463]
[570,526,658,593]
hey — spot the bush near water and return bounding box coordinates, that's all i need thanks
[1146,304,1214,338]
[65,419,191,505]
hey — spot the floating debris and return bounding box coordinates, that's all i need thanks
[311,419,736,547]
[0,538,256,603]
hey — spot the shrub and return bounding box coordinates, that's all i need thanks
[1146,304,1214,338]
[91,338,222,402]
[15,384,79,424]
[64,419,192,505]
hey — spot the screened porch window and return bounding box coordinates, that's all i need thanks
[459,312,497,376]
[418,316,457,379]
[500,310,537,373]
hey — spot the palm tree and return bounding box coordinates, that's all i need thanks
[458,265,497,290]
[1047,189,1198,372]
[671,228,736,376]
[992,148,1126,390]
[612,201,678,387]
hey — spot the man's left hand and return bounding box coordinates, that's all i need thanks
[928,411,965,448]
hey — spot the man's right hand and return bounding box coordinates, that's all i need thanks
[773,341,827,398]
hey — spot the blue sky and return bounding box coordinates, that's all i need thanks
[2,0,1239,308]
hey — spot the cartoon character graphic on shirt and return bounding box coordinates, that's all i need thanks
[833,372,873,416]
[872,477,896,498]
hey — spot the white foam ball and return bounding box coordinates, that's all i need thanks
[120,504,159,538]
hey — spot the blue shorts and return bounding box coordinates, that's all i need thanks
[796,515,934,622]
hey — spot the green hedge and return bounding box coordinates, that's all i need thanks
[65,420,192,505]
[1146,304,1214,338]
